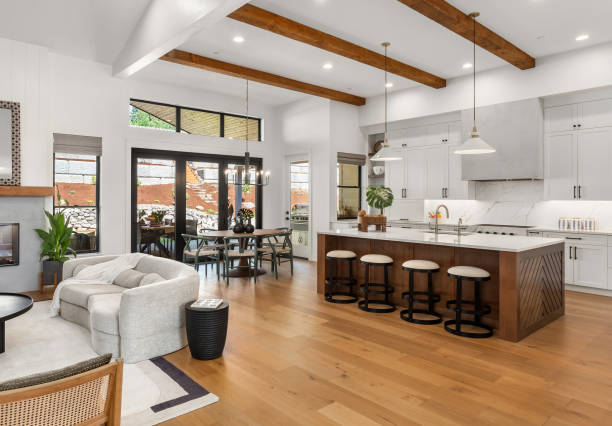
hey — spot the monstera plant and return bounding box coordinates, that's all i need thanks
[366,185,394,216]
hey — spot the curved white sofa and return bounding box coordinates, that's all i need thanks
[58,254,200,363]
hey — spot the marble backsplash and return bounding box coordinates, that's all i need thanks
[424,180,612,230]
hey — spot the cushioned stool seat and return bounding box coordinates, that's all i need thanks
[360,254,393,264]
[326,250,357,259]
[448,266,490,279]
[402,260,439,271]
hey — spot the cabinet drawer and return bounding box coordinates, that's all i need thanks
[543,232,606,246]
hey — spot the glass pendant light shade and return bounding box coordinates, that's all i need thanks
[454,125,496,154]
[455,12,495,156]
[371,42,401,162]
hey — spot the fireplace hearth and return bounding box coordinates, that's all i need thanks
[0,223,19,266]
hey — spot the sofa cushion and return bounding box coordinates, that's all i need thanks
[73,263,89,276]
[113,269,146,289]
[61,284,124,309]
[140,272,165,286]
[89,293,122,335]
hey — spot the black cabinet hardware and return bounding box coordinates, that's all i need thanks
[573,186,577,198]
[566,237,582,240]
[578,186,582,198]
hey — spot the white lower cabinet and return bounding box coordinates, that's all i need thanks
[545,232,607,289]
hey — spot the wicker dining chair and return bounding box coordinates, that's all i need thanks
[223,235,258,284]
[259,230,294,279]
[182,233,222,279]
[0,359,123,426]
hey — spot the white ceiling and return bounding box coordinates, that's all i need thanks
[158,0,612,105]
[0,0,150,64]
[1,0,611,106]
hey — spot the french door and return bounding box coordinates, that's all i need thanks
[131,148,263,259]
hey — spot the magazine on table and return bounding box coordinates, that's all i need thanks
[191,298,224,310]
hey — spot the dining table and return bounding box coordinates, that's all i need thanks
[202,229,285,277]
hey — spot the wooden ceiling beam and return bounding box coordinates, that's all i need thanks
[396,0,535,70]
[161,50,366,106]
[228,4,446,89]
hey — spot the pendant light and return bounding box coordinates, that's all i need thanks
[225,79,270,186]
[371,42,402,162]
[454,12,496,155]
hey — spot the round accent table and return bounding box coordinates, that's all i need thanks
[0,293,34,354]
[185,301,229,360]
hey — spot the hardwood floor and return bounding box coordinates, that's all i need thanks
[163,259,612,425]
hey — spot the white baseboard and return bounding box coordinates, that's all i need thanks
[566,284,612,297]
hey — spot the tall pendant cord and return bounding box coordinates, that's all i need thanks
[473,15,476,127]
[384,44,388,143]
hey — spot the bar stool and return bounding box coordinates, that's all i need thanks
[400,260,442,325]
[445,266,493,338]
[358,254,395,313]
[325,250,358,304]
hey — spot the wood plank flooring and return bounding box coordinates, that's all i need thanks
[162,259,612,425]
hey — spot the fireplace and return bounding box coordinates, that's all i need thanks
[0,223,18,266]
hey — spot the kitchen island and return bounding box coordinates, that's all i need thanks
[317,228,565,342]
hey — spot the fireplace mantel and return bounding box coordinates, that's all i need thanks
[0,186,54,197]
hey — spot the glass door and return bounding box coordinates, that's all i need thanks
[186,161,219,234]
[288,157,310,258]
[135,157,176,258]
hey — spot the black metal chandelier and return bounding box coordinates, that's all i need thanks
[224,80,271,186]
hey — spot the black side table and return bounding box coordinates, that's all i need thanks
[185,301,229,360]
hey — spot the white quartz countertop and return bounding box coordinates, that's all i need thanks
[319,228,564,252]
[532,227,612,236]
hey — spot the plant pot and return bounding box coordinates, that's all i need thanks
[42,260,63,284]
[244,219,255,234]
[233,221,245,234]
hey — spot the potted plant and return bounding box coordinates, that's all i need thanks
[366,185,394,216]
[148,209,166,226]
[238,208,255,233]
[34,209,76,284]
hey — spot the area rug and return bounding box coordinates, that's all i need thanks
[0,301,218,424]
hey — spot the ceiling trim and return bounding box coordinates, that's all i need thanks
[160,49,366,106]
[228,4,446,89]
[396,0,535,70]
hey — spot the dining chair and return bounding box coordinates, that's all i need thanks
[181,233,222,279]
[259,230,294,279]
[223,235,258,284]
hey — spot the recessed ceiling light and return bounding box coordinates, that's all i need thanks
[233,35,245,43]
[575,34,589,41]
[322,62,333,70]
[462,62,473,69]
[385,82,394,88]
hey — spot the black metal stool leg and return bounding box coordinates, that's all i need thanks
[456,278,462,333]
[408,270,414,321]
[384,265,390,305]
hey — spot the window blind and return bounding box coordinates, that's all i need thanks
[53,133,102,156]
[337,152,366,166]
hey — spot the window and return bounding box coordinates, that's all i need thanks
[337,163,361,219]
[54,153,100,253]
[129,99,262,141]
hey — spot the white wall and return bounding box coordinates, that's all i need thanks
[360,41,612,128]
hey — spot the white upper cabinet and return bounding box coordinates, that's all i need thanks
[577,128,612,200]
[544,132,577,200]
[404,149,426,199]
[545,104,578,133]
[545,99,612,133]
[424,145,448,199]
[580,99,612,130]
[544,99,612,200]
[384,148,406,199]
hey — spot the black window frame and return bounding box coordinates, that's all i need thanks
[53,153,101,254]
[129,98,263,141]
[336,163,362,220]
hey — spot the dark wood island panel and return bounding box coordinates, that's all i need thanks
[317,233,565,342]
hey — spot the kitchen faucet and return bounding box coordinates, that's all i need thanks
[457,217,463,239]
[434,204,449,236]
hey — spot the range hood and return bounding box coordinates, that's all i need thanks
[460,98,543,180]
